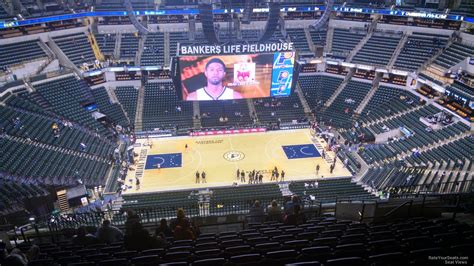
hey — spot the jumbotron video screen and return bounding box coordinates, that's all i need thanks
[178,52,296,101]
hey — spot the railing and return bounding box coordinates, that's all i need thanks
[383,179,473,197]
[41,197,316,230]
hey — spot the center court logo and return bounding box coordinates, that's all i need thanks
[223,151,245,162]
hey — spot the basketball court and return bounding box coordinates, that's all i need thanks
[123,129,351,194]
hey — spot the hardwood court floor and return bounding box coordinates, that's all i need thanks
[123,129,351,194]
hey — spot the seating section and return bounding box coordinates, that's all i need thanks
[95,0,124,11]
[0,5,10,19]
[23,216,474,265]
[331,29,365,56]
[120,33,140,59]
[42,0,63,13]
[31,76,112,138]
[210,184,282,215]
[96,33,116,55]
[269,29,285,42]
[53,33,96,66]
[434,42,474,70]
[289,178,376,202]
[141,33,165,66]
[169,32,189,57]
[321,80,372,129]
[253,94,306,124]
[299,75,343,112]
[241,29,261,42]
[142,82,193,130]
[0,138,111,186]
[359,107,471,165]
[309,29,327,47]
[359,86,419,123]
[286,28,311,53]
[128,0,155,10]
[446,80,474,99]
[20,0,43,16]
[364,146,473,194]
[394,33,448,71]
[352,35,401,66]
[115,86,139,125]
[121,190,200,221]
[453,0,474,16]
[0,40,47,67]
[409,135,473,170]
[0,104,114,157]
[0,180,49,215]
[199,100,252,128]
[91,87,130,127]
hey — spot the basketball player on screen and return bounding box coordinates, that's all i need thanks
[187,58,243,101]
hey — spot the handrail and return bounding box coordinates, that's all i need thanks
[383,200,413,219]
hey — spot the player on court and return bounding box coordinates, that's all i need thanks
[201,171,206,183]
[195,171,200,184]
[185,144,188,151]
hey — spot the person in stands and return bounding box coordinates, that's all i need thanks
[96,219,124,244]
[171,208,198,240]
[155,218,172,238]
[284,204,306,226]
[72,226,98,246]
[124,220,155,251]
[173,219,195,240]
[248,200,265,223]
[267,200,282,222]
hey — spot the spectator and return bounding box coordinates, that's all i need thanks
[173,219,195,240]
[3,248,28,266]
[96,220,124,244]
[72,226,98,246]
[284,195,302,215]
[266,200,282,221]
[170,208,191,231]
[284,205,306,226]
[125,210,141,231]
[248,200,265,223]
[155,219,172,238]
[0,242,7,264]
[124,220,155,251]
[25,245,40,262]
